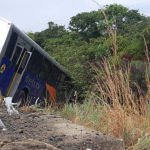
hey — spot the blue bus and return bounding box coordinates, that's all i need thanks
[0,17,73,106]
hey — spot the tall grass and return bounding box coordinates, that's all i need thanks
[92,58,150,149]
[56,2,150,149]
[58,58,150,149]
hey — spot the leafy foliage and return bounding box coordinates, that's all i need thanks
[69,11,101,40]
[27,4,150,97]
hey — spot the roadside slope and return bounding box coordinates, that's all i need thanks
[0,104,125,150]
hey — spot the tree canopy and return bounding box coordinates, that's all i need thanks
[27,4,150,96]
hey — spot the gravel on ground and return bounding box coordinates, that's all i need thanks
[0,102,125,150]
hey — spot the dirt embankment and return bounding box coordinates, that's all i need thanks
[0,103,125,150]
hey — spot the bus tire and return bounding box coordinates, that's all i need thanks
[16,90,26,107]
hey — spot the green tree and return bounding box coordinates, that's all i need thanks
[68,4,147,40]
[98,4,147,36]
[44,32,91,93]
[27,5,150,97]
[28,21,68,48]
[69,11,101,40]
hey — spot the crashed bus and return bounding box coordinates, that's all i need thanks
[0,17,73,106]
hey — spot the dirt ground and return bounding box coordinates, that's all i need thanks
[0,102,125,150]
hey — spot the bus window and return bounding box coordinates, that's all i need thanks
[51,66,59,78]
[57,82,63,91]
[56,73,66,91]
[47,66,59,87]
[26,49,43,76]
[57,72,62,80]
[5,31,18,59]
[9,45,23,69]
[20,52,30,69]
[60,74,66,82]
[39,58,52,82]
[47,76,57,87]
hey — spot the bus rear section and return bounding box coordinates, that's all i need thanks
[0,18,11,55]
[0,18,12,97]
[0,19,32,99]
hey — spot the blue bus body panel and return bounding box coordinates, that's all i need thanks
[0,57,45,105]
[0,57,23,96]
[13,71,45,105]
[0,57,14,95]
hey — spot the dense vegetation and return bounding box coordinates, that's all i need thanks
[28,3,150,149]
[28,4,150,98]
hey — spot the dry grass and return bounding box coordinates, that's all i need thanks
[20,105,37,112]
[92,59,150,149]
[57,58,150,149]
[57,1,150,149]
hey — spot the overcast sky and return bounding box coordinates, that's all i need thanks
[0,0,150,33]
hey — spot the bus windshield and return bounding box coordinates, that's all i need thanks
[0,19,10,53]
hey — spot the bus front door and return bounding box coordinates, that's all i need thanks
[6,44,31,97]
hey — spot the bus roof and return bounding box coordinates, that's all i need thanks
[0,17,11,24]
[0,17,69,76]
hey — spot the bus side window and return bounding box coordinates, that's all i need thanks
[9,46,23,69]
[26,49,43,76]
[57,73,66,91]
[51,66,59,78]
[47,66,59,87]
[39,58,52,82]
[57,82,63,91]
[5,31,18,59]
[60,74,66,82]
[20,52,30,69]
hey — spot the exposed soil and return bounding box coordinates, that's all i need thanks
[0,102,125,150]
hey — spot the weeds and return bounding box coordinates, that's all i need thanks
[56,2,150,149]
[57,59,150,149]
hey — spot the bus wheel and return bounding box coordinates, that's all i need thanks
[16,91,26,107]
